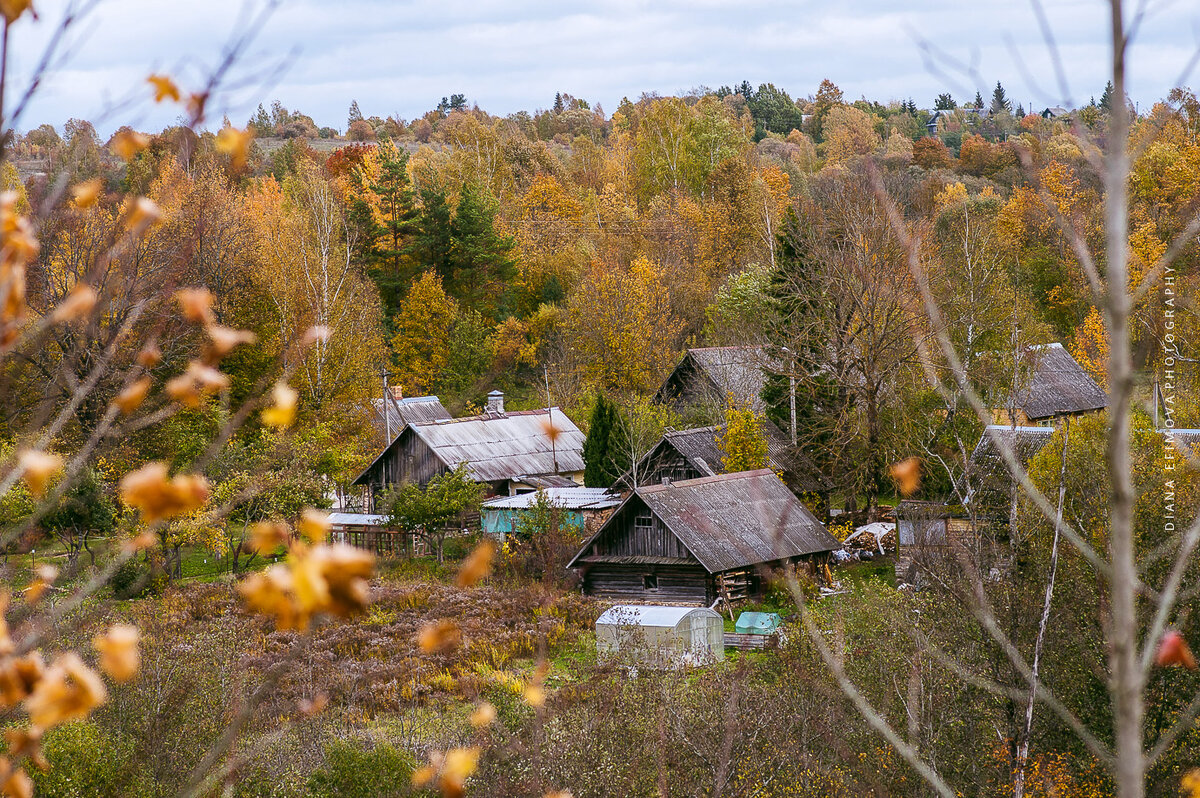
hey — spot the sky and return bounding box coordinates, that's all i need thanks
[8,0,1200,135]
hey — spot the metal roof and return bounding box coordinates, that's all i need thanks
[1013,343,1107,420]
[482,487,620,511]
[962,425,1055,517]
[370,395,451,439]
[576,469,839,573]
[596,605,721,628]
[328,512,388,526]
[410,408,585,483]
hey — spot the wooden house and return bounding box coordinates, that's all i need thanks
[655,346,777,421]
[569,469,840,605]
[352,392,585,508]
[993,343,1107,426]
[614,424,832,510]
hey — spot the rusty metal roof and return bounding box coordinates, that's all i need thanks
[622,470,839,572]
[656,346,777,412]
[410,408,585,483]
[1012,344,1107,420]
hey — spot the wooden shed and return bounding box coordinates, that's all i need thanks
[370,393,451,445]
[595,605,725,667]
[481,487,619,541]
[569,469,840,605]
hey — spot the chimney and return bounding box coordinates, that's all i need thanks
[661,476,672,486]
[390,385,404,401]
[486,390,505,415]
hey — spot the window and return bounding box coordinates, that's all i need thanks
[642,574,658,590]
[634,514,653,534]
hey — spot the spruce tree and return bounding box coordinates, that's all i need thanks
[990,81,1011,114]
[1099,80,1115,110]
[364,142,419,317]
[934,93,956,111]
[448,183,517,319]
[583,394,624,487]
[972,90,984,109]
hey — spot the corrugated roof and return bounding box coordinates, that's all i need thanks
[411,408,585,483]
[596,605,720,628]
[370,396,451,439]
[1013,344,1107,420]
[483,487,620,511]
[329,512,388,526]
[636,469,839,572]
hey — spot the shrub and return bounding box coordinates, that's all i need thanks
[30,721,151,798]
[306,738,415,798]
[109,557,164,599]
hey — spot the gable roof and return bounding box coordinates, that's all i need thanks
[619,424,832,493]
[962,425,1055,515]
[353,407,585,486]
[656,346,776,412]
[571,470,839,572]
[1012,343,1107,420]
[370,395,451,440]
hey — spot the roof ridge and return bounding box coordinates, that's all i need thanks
[637,468,774,493]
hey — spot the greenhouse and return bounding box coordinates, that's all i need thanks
[595,605,724,668]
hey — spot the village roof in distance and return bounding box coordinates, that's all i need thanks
[962,425,1055,515]
[353,407,585,486]
[574,469,839,573]
[1014,343,1107,420]
[656,345,776,412]
[482,487,620,511]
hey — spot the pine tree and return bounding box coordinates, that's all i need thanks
[413,185,454,282]
[347,99,363,129]
[972,91,984,109]
[249,103,272,137]
[553,92,564,114]
[583,394,626,487]
[990,81,1011,114]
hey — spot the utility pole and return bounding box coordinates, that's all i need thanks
[781,347,797,445]
[381,367,391,444]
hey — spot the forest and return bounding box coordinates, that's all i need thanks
[2,2,1200,793]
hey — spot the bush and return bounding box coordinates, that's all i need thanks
[30,721,152,798]
[109,557,164,599]
[306,738,415,798]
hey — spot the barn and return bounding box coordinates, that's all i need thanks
[654,346,777,418]
[995,343,1108,425]
[569,469,840,605]
[352,392,585,509]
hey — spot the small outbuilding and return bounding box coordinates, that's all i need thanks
[595,605,725,667]
[481,487,619,541]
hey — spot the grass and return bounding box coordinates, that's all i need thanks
[837,558,897,588]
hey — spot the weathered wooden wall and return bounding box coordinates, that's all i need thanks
[581,564,711,603]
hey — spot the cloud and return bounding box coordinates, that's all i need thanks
[10,0,1199,134]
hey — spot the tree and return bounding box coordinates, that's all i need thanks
[41,468,115,566]
[990,81,1012,114]
[346,120,375,142]
[447,183,517,319]
[353,139,419,317]
[347,100,363,129]
[1099,80,1115,110]
[822,105,882,167]
[382,464,483,563]
[389,271,458,395]
[972,90,984,109]
[582,394,626,487]
[935,93,957,110]
[718,404,769,473]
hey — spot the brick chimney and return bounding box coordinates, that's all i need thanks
[486,390,505,415]
[390,385,404,401]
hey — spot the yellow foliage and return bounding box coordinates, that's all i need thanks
[1071,306,1109,388]
[389,271,458,395]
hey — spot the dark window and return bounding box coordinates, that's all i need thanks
[643,573,658,590]
[635,515,653,533]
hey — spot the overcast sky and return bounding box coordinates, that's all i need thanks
[8,0,1200,135]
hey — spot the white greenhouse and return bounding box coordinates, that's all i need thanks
[595,605,724,668]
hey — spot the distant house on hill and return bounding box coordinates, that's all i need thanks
[370,391,451,444]
[614,424,832,507]
[569,469,839,605]
[1041,106,1070,119]
[352,391,585,508]
[655,346,776,420]
[994,343,1107,426]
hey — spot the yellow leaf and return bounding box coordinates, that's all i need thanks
[93,624,140,682]
[261,382,298,428]
[146,74,180,104]
[18,449,61,498]
[70,179,102,208]
[0,0,33,24]
[111,130,149,161]
[216,126,253,170]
